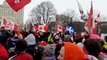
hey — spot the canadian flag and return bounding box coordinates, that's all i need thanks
[84,1,96,34]
[35,24,48,32]
[56,24,65,33]
[1,19,18,30]
[6,0,31,12]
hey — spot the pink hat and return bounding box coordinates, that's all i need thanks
[90,34,101,39]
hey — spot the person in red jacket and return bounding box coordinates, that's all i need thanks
[0,42,8,60]
[9,40,33,60]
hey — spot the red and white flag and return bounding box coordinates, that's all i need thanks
[56,24,65,33]
[1,18,18,30]
[35,24,48,32]
[84,1,96,34]
[6,0,31,12]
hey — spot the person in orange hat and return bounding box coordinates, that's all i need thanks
[57,42,84,60]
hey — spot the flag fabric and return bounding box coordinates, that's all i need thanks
[1,18,18,30]
[32,26,36,32]
[84,1,96,34]
[56,24,65,33]
[66,25,75,34]
[76,0,84,14]
[14,23,18,31]
[35,24,48,32]
[6,0,31,12]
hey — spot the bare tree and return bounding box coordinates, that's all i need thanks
[64,9,82,22]
[30,1,56,24]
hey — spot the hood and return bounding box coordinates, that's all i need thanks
[64,42,84,60]
[44,56,56,60]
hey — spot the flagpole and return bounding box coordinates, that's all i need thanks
[97,21,101,36]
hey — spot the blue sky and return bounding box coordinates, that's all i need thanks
[0,0,107,23]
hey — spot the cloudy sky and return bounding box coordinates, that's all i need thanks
[0,0,107,23]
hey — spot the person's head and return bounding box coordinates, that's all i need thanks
[64,35,72,42]
[84,38,102,57]
[53,34,60,43]
[0,26,5,32]
[104,36,107,42]
[64,31,70,35]
[57,42,84,60]
[90,34,104,48]
[84,34,90,40]
[15,40,28,53]
[44,44,56,57]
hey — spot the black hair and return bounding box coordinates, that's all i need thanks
[104,36,107,42]
[1,26,5,29]
[84,34,90,40]
[15,40,28,52]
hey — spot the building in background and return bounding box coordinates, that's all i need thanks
[0,1,24,25]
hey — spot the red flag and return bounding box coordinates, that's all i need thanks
[84,1,95,34]
[14,24,18,31]
[3,19,7,26]
[56,24,65,33]
[76,0,84,14]
[6,0,31,12]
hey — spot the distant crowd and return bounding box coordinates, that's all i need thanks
[0,26,107,60]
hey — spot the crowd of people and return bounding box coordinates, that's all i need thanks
[0,26,107,60]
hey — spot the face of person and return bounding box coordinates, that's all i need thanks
[57,46,64,60]
[55,35,60,39]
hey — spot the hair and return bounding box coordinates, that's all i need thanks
[104,36,107,42]
[84,38,102,58]
[84,34,90,40]
[64,31,70,35]
[1,26,5,29]
[15,40,28,52]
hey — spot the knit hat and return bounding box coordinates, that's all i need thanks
[77,43,84,49]
[44,44,56,56]
[90,34,101,39]
[38,41,47,46]
[63,42,84,60]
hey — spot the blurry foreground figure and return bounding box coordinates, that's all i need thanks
[9,40,33,60]
[57,42,84,60]
[0,39,8,60]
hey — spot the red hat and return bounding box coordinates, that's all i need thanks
[38,41,47,46]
